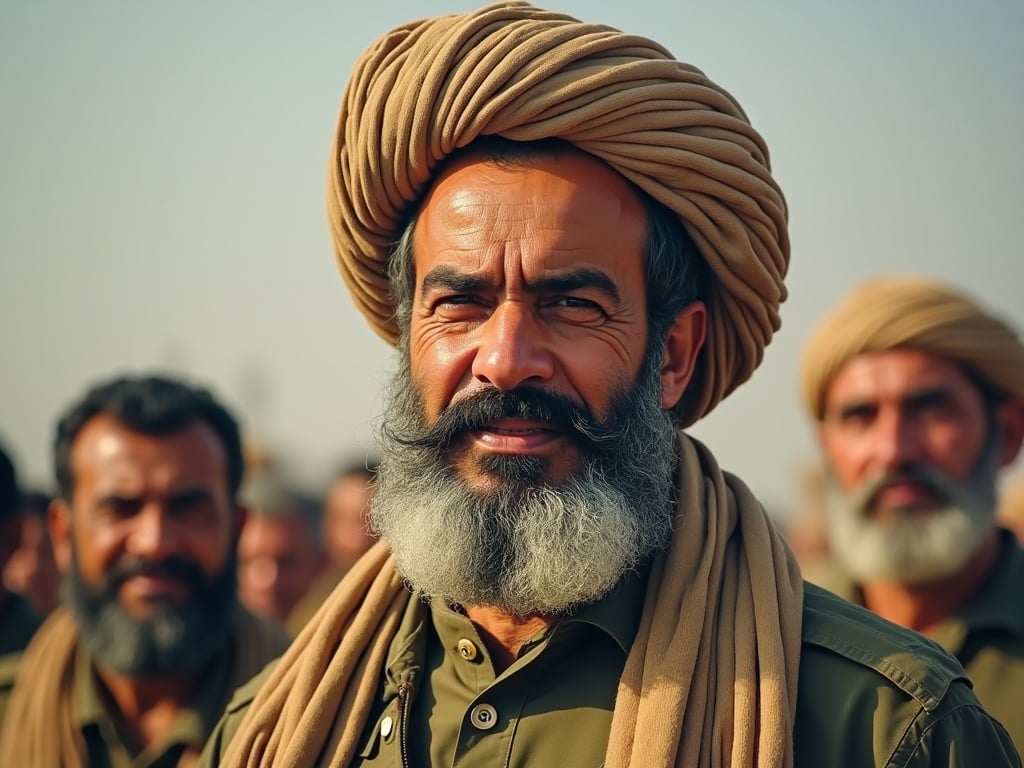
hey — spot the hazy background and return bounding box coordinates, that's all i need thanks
[2,0,1021,519]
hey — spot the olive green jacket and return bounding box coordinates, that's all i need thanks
[814,528,1024,757]
[202,578,1019,767]
[0,607,289,768]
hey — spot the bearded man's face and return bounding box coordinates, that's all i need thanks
[53,416,240,675]
[369,152,697,616]
[818,349,1002,584]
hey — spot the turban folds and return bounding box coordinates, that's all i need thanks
[800,276,1024,421]
[327,1,790,427]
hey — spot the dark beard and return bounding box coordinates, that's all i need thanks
[62,545,238,676]
[370,339,679,616]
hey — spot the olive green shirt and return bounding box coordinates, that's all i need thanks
[201,577,1019,767]
[813,528,1024,757]
[1,609,289,768]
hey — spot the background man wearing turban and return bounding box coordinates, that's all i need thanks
[200,4,1018,767]
[801,275,1024,754]
[0,375,290,766]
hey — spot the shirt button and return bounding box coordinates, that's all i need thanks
[470,703,498,731]
[380,715,394,740]
[457,638,479,662]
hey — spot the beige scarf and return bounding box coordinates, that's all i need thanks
[220,434,803,767]
[0,605,287,768]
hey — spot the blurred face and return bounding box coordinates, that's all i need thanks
[370,150,704,615]
[238,514,323,622]
[51,414,241,675]
[3,511,61,614]
[818,349,1000,583]
[323,474,376,571]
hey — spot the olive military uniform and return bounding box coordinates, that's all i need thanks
[1,609,289,768]
[201,576,1019,767]
[815,528,1024,756]
[69,640,247,768]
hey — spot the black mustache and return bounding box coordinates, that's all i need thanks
[389,387,627,452]
[105,556,204,592]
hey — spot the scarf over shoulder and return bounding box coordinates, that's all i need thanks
[0,605,288,768]
[326,1,789,428]
[218,435,804,767]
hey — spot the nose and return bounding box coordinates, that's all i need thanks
[125,504,178,560]
[872,409,925,473]
[471,301,554,390]
[246,557,280,590]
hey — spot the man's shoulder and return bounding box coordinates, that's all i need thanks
[226,607,290,688]
[800,581,965,708]
[796,582,1019,767]
[222,658,280,716]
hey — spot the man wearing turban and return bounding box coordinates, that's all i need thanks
[801,275,1024,754]
[201,5,1018,767]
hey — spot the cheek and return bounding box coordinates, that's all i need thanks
[409,334,476,416]
[933,423,988,477]
[821,435,870,488]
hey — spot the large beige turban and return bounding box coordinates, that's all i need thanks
[326,1,789,427]
[801,276,1024,421]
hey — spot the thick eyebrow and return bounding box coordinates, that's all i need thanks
[420,265,621,304]
[420,266,490,295]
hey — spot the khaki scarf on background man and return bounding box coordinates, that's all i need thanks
[800,276,1024,420]
[326,1,790,429]
[220,435,804,768]
[0,607,285,768]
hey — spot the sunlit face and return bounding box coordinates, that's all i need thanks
[409,150,652,491]
[238,514,323,622]
[818,349,991,515]
[817,348,1007,584]
[51,414,240,619]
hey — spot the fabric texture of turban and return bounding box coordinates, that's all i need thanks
[326,0,790,427]
[800,276,1024,421]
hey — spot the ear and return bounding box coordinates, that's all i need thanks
[659,301,707,411]
[995,398,1024,468]
[48,497,73,574]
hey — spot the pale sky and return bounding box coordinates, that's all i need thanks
[2,1,1022,516]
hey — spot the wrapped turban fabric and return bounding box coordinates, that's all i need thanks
[326,0,789,427]
[800,276,1024,421]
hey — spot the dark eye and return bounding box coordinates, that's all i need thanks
[543,296,607,322]
[431,294,491,323]
[105,497,141,519]
[835,404,877,429]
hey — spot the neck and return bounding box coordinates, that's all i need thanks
[463,605,555,674]
[860,529,1001,636]
[93,663,203,752]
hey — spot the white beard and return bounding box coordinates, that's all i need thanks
[824,441,999,586]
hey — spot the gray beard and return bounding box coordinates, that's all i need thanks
[62,544,238,676]
[824,436,1000,586]
[371,343,679,616]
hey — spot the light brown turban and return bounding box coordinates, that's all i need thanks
[801,276,1024,421]
[327,1,790,427]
